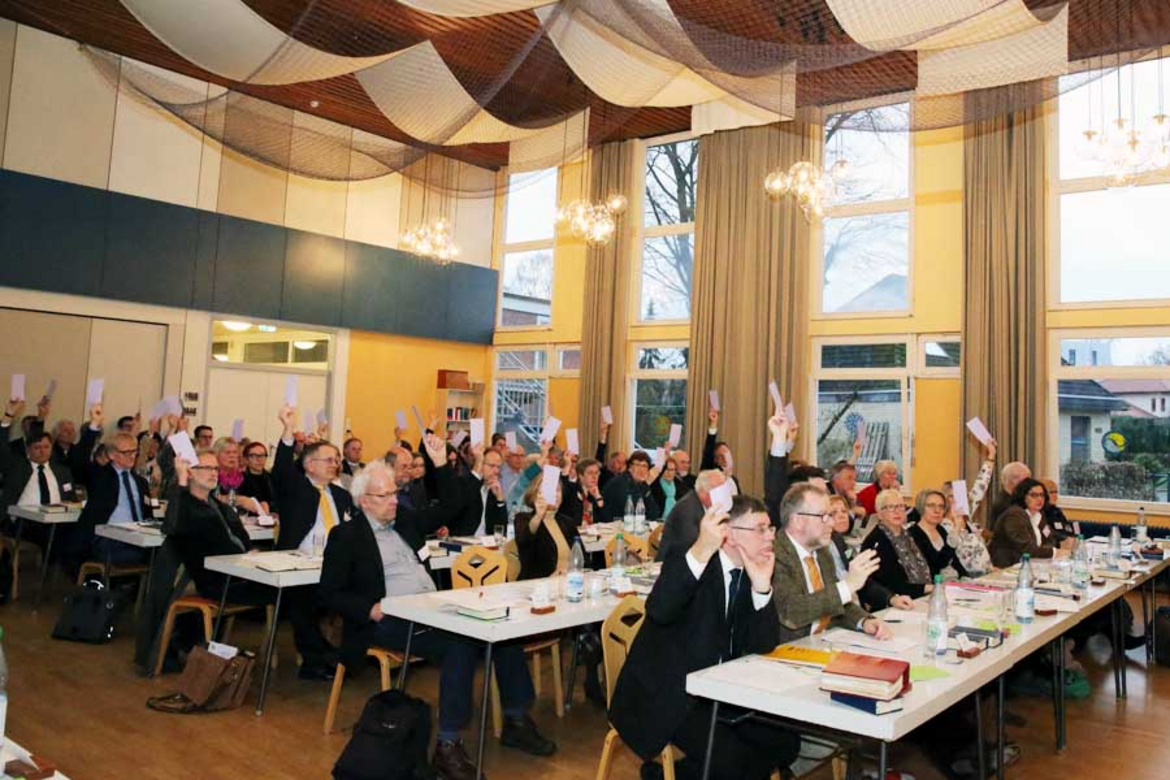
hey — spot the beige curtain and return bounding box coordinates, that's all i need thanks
[961,94,1047,482]
[579,140,637,454]
[685,122,814,497]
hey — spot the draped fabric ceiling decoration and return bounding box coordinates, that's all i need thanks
[2,0,1169,190]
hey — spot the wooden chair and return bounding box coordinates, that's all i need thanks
[152,594,275,677]
[76,560,151,614]
[452,546,564,733]
[595,596,677,780]
[647,524,665,559]
[604,534,649,568]
[502,539,522,584]
[0,536,42,601]
[323,647,412,734]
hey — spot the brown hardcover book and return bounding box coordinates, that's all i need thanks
[820,651,912,701]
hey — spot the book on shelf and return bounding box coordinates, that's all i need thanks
[819,651,911,701]
[829,691,905,715]
[763,644,838,669]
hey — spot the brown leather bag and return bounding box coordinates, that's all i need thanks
[147,646,256,714]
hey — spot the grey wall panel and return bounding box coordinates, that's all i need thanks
[444,263,497,344]
[0,170,105,296]
[341,241,400,333]
[190,211,219,311]
[212,215,286,320]
[282,230,345,326]
[392,253,449,339]
[103,193,198,308]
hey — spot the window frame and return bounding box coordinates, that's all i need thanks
[1047,325,1170,515]
[494,167,560,332]
[812,99,916,320]
[628,339,690,449]
[633,131,699,327]
[1047,56,1170,312]
[916,334,962,377]
[489,343,581,432]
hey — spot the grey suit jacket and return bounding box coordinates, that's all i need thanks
[772,530,870,643]
[654,490,705,562]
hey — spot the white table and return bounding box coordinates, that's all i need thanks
[6,505,81,607]
[383,574,645,778]
[94,522,274,549]
[204,551,322,714]
[1,738,68,779]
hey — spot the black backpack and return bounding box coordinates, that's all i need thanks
[333,689,434,780]
[52,580,117,644]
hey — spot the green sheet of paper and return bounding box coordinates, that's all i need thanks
[910,664,953,682]
[974,619,1020,634]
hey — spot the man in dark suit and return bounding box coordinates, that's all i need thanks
[271,405,353,680]
[611,495,799,780]
[73,410,153,566]
[654,469,726,562]
[450,445,507,537]
[1,399,78,514]
[319,459,554,780]
[5,395,49,458]
[341,437,365,477]
[772,482,891,644]
[672,449,696,497]
[50,417,93,486]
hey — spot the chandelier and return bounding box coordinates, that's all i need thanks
[400,155,461,264]
[1078,47,1170,187]
[764,161,840,221]
[555,193,627,247]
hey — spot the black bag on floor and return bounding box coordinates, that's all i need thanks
[333,689,433,780]
[1155,606,1170,666]
[52,580,116,644]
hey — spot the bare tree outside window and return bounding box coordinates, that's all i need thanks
[641,140,698,321]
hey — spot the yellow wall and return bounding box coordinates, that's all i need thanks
[914,378,962,493]
[346,331,490,459]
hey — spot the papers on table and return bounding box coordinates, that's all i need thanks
[167,432,199,466]
[821,628,918,655]
[566,428,579,455]
[768,380,783,412]
[708,389,720,411]
[540,465,561,504]
[668,423,683,448]
[253,553,321,572]
[395,410,408,430]
[505,431,517,451]
[709,481,733,515]
[9,374,25,402]
[1035,594,1079,613]
[412,405,426,432]
[539,416,562,443]
[284,375,299,408]
[951,479,970,516]
[965,417,993,446]
[601,405,614,426]
[231,418,245,441]
[86,378,105,407]
[469,418,486,447]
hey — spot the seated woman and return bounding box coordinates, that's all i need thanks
[514,474,578,580]
[989,478,1072,568]
[941,486,993,578]
[910,489,969,579]
[861,488,934,598]
[649,456,681,519]
[237,441,274,515]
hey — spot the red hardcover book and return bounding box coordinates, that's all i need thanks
[820,651,912,701]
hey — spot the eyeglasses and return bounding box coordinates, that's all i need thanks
[1026,490,1047,499]
[365,492,397,500]
[246,452,267,459]
[114,448,138,456]
[794,512,834,524]
[881,504,908,512]
[924,502,946,511]
[728,524,776,537]
[191,465,219,473]
[310,457,341,465]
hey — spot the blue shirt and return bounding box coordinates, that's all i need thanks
[109,465,142,525]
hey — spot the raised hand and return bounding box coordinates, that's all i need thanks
[985,438,997,462]
[691,507,730,564]
[844,549,880,593]
[277,405,296,432]
[708,407,719,428]
[740,545,775,594]
[423,432,447,467]
[36,395,50,419]
[89,402,104,428]
[4,398,24,420]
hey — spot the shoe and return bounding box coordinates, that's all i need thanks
[584,674,606,706]
[433,739,480,780]
[297,663,336,682]
[640,761,665,780]
[499,714,557,756]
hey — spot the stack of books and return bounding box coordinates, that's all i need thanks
[820,651,911,715]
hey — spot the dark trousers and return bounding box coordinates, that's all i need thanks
[286,585,334,668]
[372,616,535,735]
[197,576,274,609]
[671,701,800,780]
[92,536,151,565]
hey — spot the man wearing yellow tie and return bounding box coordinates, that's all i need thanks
[771,483,892,643]
[273,405,354,681]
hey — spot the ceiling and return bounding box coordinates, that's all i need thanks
[2,0,1168,170]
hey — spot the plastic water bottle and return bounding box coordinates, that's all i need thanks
[634,498,646,534]
[506,518,515,542]
[925,575,949,658]
[0,627,8,750]
[1072,535,1090,589]
[1015,554,1035,624]
[1108,525,1122,568]
[611,532,627,584]
[1135,507,1148,544]
[566,537,586,603]
[623,496,635,533]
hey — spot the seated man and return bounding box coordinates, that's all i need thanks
[772,482,892,643]
[319,460,555,780]
[611,495,799,780]
[0,407,77,515]
[655,469,725,562]
[341,437,365,477]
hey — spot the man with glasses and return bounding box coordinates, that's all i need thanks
[611,495,800,780]
[600,450,661,523]
[320,460,555,780]
[772,482,892,643]
[272,405,353,680]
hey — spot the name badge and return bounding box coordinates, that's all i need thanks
[62,483,73,493]
[417,545,431,563]
[1042,525,1051,538]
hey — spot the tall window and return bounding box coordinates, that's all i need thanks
[640,139,698,322]
[1055,56,1170,305]
[630,344,688,450]
[499,169,558,327]
[1051,331,1170,507]
[492,344,580,452]
[820,104,912,315]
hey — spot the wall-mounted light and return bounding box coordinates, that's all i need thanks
[222,321,252,332]
[293,340,318,350]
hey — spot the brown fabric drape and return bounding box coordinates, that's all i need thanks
[961,94,1047,483]
[579,141,637,454]
[685,122,814,497]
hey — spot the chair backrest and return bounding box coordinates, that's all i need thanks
[647,524,664,558]
[600,595,647,707]
[502,540,521,583]
[452,545,507,589]
[604,534,649,568]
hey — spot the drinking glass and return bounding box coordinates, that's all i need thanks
[312,531,325,559]
[494,524,506,548]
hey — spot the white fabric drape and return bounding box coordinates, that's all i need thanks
[396,0,556,16]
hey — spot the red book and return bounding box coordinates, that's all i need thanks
[820,651,912,701]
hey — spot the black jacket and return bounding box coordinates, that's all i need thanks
[655,490,705,562]
[610,549,780,760]
[318,509,428,670]
[238,470,276,513]
[271,439,353,551]
[700,431,741,493]
[514,509,578,580]
[600,473,660,523]
[164,484,251,599]
[395,464,466,538]
[0,436,77,515]
[860,526,931,599]
[909,523,969,579]
[830,532,897,612]
[448,473,507,538]
[77,463,152,533]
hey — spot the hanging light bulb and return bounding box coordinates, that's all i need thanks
[604,193,628,215]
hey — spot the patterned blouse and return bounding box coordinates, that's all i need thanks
[883,525,932,585]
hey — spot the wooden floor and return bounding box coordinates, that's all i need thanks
[4,576,1169,780]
